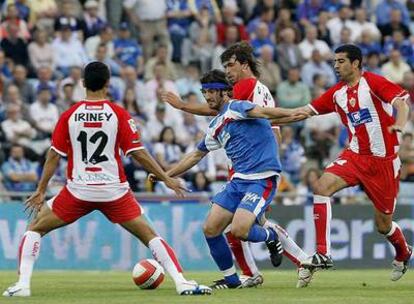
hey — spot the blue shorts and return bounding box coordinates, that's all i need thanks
[212,176,278,220]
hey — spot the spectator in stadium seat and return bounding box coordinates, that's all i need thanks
[187,21,215,73]
[211,25,240,70]
[381,49,411,84]
[327,6,359,45]
[189,171,211,193]
[216,3,248,46]
[357,30,383,58]
[175,63,203,101]
[54,0,83,39]
[1,144,38,192]
[52,25,88,77]
[333,27,353,50]
[105,0,123,30]
[144,44,178,81]
[274,8,301,44]
[0,22,29,67]
[28,0,58,33]
[399,132,414,182]
[177,110,202,145]
[84,24,115,60]
[28,29,55,72]
[0,50,12,80]
[5,65,34,105]
[298,25,331,61]
[80,0,105,39]
[56,82,75,113]
[31,66,57,102]
[8,0,30,22]
[118,66,146,103]
[251,22,275,57]
[3,84,30,121]
[166,0,196,63]
[375,0,410,27]
[113,23,143,73]
[124,0,170,60]
[154,126,183,171]
[280,125,306,185]
[311,74,328,97]
[59,66,85,101]
[364,51,383,75]
[146,103,171,142]
[277,67,311,108]
[258,45,281,95]
[276,27,304,78]
[247,6,275,39]
[293,167,321,205]
[29,85,59,139]
[315,11,332,46]
[353,7,381,42]
[384,30,414,67]
[379,9,411,41]
[193,0,222,22]
[301,49,336,88]
[0,3,30,41]
[93,43,121,76]
[297,0,323,27]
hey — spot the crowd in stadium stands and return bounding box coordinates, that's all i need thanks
[0,0,413,204]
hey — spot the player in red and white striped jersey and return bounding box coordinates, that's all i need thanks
[162,42,313,288]
[3,62,211,298]
[293,44,412,281]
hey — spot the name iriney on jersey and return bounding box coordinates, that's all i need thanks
[74,113,113,122]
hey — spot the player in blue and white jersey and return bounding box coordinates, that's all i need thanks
[162,70,308,289]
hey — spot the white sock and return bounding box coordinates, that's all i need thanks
[240,241,260,276]
[148,237,186,285]
[264,221,308,265]
[17,231,41,288]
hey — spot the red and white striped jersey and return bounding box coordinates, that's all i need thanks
[233,78,276,108]
[51,100,144,201]
[309,72,409,157]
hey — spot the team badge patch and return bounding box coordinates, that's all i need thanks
[349,97,356,107]
[128,119,138,133]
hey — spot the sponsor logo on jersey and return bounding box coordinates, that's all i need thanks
[241,192,261,205]
[85,104,104,110]
[347,108,372,127]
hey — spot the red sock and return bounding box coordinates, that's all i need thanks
[386,222,411,262]
[313,195,331,255]
[225,232,254,277]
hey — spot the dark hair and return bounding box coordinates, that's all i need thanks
[220,41,260,77]
[200,69,231,87]
[83,61,110,92]
[334,44,363,69]
[159,126,176,144]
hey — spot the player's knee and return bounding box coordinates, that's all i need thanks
[28,218,51,237]
[230,225,248,240]
[203,222,220,238]
[312,180,330,196]
[375,222,391,235]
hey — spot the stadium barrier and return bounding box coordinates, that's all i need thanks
[1,196,413,270]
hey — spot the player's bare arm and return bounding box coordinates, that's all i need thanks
[388,98,410,133]
[246,105,311,123]
[130,149,187,197]
[25,148,61,213]
[161,91,218,116]
[167,150,208,178]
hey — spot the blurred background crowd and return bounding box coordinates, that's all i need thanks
[0,0,413,205]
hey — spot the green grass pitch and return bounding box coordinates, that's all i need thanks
[1,270,413,304]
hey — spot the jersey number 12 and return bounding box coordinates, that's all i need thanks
[77,130,109,164]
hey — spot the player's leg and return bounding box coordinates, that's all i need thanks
[203,203,240,288]
[103,191,211,295]
[3,192,73,297]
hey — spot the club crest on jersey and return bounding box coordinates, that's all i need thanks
[349,97,356,107]
[128,119,138,133]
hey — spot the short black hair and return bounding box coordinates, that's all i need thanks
[220,41,260,77]
[335,44,363,69]
[83,61,110,92]
[200,69,231,88]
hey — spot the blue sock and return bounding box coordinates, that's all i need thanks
[247,224,277,242]
[205,234,240,286]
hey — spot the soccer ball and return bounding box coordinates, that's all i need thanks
[132,259,165,289]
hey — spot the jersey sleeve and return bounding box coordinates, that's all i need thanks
[233,78,257,100]
[310,83,341,115]
[197,135,220,152]
[197,136,209,152]
[118,109,144,156]
[228,100,256,119]
[51,112,70,157]
[365,72,409,104]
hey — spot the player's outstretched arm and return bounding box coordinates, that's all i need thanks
[130,149,187,197]
[167,149,208,178]
[25,148,61,213]
[161,91,218,116]
[389,98,410,133]
[247,105,313,123]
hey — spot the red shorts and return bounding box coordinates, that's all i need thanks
[325,150,401,214]
[47,187,143,223]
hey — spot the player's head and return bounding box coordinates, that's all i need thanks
[200,69,232,111]
[83,61,110,94]
[334,44,362,81]
[220,41,260,84]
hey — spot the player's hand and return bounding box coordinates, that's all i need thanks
[161,91,184,110]
[147,173,158,183]
[24,190,45,218]
[164,177,188,198]
[388,125,403,134]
